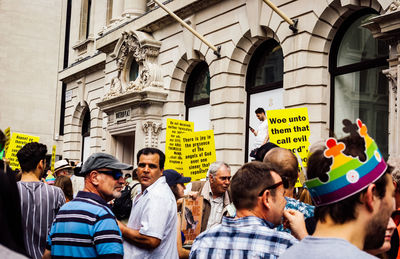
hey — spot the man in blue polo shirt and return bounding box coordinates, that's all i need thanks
[43,153,133,259]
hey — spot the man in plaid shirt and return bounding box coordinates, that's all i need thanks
[189,161,308,258]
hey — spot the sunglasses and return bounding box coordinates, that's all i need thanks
[96,170,123,180]
[258,176,289,196]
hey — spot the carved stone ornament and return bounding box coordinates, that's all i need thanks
[383,68,398,94]
[104,31,163,100]
[104,72,123,99]
[388,0,400,12]
[142,121,162,148]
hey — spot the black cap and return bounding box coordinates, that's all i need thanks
[76,153,133,176]
[163,169,191,186]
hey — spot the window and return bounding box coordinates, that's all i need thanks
[127,60,139,83]
[81,110,91,162]
[330,9,389,158]
[185,62,210,131]
[79,0,92,40]
[59,0,72,136]
[245,39,284,161]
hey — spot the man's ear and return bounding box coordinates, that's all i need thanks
[89,171,100,186]
[37,159,45,171]
[261,190,272,210]
[209,174,214,183]
[362,184,377,212]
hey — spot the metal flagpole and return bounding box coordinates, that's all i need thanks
[262,0,298,33]
[153,0,221,57]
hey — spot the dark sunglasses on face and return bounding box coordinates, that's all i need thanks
[96,170,123,180]
[258,176,289,196]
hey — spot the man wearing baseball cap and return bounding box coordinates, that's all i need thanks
[43,153,133,259]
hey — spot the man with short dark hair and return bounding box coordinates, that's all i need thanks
[119,148,178,259]
[263,147,314,233]
[189,161,307,258]
[43,153,132,259]
[250,107,269,149]
[281,119,395,258]
[16,142,65,259]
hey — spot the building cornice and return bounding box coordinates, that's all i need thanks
[96,0,224,54]
[58,52,106,83]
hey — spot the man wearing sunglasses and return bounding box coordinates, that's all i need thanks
[43,153,133,259]
[190,162,307,258]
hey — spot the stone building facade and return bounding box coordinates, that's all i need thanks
[56,0,400,171]
[0,0,63,151]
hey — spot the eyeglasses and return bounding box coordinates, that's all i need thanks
[258,176,289,196]
[96,170,123,180]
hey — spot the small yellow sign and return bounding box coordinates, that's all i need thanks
[51,145,56,172]
[181,130,216,181]
[4,127,11,154]
[267,107,311,187]
[5,133,40,170]
[164,118,194,173]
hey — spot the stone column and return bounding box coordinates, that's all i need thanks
[123,0,147,18]
[363,2,400,159]
[111,0,124,23]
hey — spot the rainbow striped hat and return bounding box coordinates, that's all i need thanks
[45,173,56,185]
[305,119,387,206]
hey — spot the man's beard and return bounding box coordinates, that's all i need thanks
[363,211,389,250]
[113,189,122,199]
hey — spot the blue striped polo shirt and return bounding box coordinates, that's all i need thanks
[46,191,123,259]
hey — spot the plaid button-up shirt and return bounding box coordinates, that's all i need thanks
[189,216,298,259]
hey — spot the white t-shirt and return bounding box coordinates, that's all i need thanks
[124,176,178,259]
[280,236,376,259]
[254,119,269,149]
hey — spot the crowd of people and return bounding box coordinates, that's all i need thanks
[0,117,399,259]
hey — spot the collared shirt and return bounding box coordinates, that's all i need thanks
[189,216,298,259]
[124,176,178,259]
[277,197,315,233]
[46,191,123,259]
[206,194,223,230]
[17,181,65,259]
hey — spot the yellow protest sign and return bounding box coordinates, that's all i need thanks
[267,108,310,187]
[5,133,40,170]
[181,130,216,181]
[51,145,56,172]
[4,127,11,154]
[164,118,194,173]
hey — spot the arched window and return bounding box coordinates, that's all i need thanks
[185,61,210,131]
[330,9,389,158]
[81,110,91,162]
[245,39,284,161]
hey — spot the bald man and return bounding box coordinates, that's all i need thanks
[263,148,314,233]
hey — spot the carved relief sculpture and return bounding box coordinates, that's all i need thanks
[104,31,163,98]
[142,121,162,148]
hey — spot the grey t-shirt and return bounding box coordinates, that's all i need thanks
[280,236,376,259]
